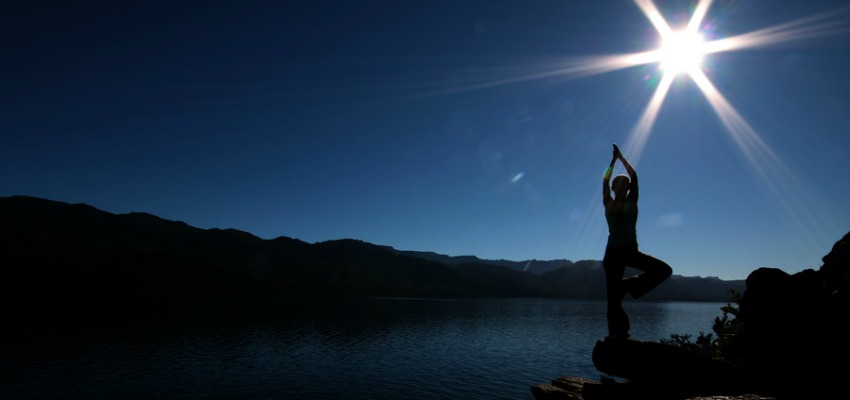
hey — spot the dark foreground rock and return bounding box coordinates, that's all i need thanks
[727,230,850,398]
[592,338,754,395]
[531,376,776,400]
[532,230,850,400]
[531,338,773,400]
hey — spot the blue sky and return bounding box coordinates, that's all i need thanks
[3,0,849,280]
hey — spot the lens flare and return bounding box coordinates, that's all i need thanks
[394,1,849,257]
[558,0,850,257]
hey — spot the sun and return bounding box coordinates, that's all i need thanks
[539,0,850,257]
[658,30,706,76]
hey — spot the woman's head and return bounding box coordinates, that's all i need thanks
[611,174,630,197]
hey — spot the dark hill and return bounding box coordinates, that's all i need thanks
[0,196,463,296]
[0,195,743,306]
[383,248,573,275]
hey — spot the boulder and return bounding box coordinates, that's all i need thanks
[531,230,850,400]
[729,231,850,397]
[591,338,753,396]
[531,375,776,400]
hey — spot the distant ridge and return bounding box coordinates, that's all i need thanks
[380,247,573,275]
[0,195,745,303]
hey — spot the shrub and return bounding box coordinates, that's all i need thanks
[661,288,743,360]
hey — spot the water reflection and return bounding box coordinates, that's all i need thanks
[2,297,723,400]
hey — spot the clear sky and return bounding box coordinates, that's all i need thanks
[3,0,849,280]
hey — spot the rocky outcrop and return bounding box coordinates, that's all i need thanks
[531,230,850,400]
[531,338,765,400]
[591,338,754,396]
[729,230,850,398]
[531,375,776,400]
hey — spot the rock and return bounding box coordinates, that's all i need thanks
[551,376,598,393]
[531,376,620,400]
[530,383,578,400]
[532,231,850,400]
[531,375,776,400]
[729,230,850,397]
[591,338,753,396]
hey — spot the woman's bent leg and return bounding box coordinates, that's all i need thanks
[625,251,672,299]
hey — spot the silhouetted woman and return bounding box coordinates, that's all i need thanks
[602,143,672,339]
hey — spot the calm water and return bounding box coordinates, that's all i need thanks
[1,297,727,400]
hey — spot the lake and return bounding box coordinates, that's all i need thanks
[1,296,729,400]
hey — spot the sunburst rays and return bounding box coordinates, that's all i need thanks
[558,0,850,257]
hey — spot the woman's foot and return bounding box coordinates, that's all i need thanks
[604,333,634,341]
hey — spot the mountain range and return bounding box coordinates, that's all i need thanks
[0,195,744,303]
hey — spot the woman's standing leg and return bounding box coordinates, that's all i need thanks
[603,252,630,337]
